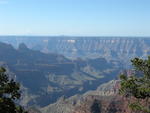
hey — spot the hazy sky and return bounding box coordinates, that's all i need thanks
[0,0,150,36]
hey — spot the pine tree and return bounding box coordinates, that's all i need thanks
[0,67,27,113]
[119,56,150,113]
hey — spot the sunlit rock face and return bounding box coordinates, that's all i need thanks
[40,80,131,113]
[0,36,150,61]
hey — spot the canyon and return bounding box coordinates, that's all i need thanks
[0,36,150,113]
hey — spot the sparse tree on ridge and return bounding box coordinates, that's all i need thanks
[119,56,150,113]
[0,67,27,113]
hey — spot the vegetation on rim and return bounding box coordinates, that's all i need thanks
[119,56,150,113]
[0,67,27,113]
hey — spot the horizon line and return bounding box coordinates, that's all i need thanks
[0,35,150,38]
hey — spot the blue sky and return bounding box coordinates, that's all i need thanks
[0,0,150,36]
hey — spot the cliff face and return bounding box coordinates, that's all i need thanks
[43,37,148,60]
[0,37,150,61]
[72,95,130,113]
[40,80,133,113]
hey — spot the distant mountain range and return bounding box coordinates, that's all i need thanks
[0,36,150,61]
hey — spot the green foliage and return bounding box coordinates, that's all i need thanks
[129,102,150,113]
[0,67,27,113]
[119,56,150,113]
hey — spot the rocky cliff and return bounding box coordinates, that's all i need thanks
[0,36,150,61]
[0,42,122,107]
[40,80,132,113]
